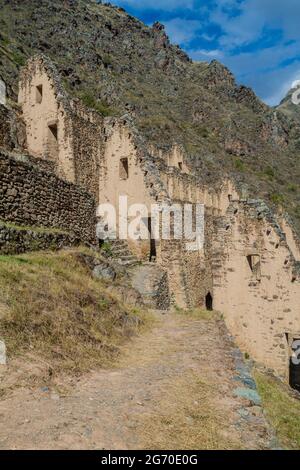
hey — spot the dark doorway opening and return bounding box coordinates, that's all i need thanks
[148,217,156,262]
[205,292,213,311]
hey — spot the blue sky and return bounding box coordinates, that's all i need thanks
[110,0,300,105]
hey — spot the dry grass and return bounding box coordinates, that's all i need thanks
[137,370,241,450]
[174,306,217,320]
[0,248,150,374]
[255,370,300,449]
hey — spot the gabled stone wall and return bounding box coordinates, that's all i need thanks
[212,200,300,379]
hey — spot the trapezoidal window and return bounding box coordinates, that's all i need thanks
[47,123,58,161]
[119,157,129,180]
[247,254,261,280]
[178,162,183,171]
[36,84,43,104]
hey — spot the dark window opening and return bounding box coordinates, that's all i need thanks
[247,254,261,281]
[205,292,213,311]
[36,84,43,104]
[48,123,58,141]
[47,123,58,160]
[178,162,183,170]
[228,194,232,202]
[119,158,129,180]
[148,217,156,262]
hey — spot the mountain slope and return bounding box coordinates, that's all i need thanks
[0,0,299,231]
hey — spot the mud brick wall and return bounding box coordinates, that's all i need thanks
[0,152,97,243]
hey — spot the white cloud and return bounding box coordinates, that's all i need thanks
[113,0,194,11]
[164,18,202,45]
[211,0,300,48]
[292,80,300,89]
[112,0,300,105]
[191,48,224,61]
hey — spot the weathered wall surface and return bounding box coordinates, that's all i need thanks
[18,58,76,183]
[18,56,108,203]
[70,100,104,203]
[0,152,96,243]
[212,200,300,379]
[278,215,300,261]
[100,122,153,210]
[99,122,156,260]
[0,104,26,152]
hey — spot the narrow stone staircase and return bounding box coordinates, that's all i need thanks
[106,239,140,267]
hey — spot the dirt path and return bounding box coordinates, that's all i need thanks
[0,312,273,450]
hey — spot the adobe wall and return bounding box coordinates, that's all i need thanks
[99,121,160,260]
[212,200,300,379]
[18,57,75,182]
[0,151,96,244]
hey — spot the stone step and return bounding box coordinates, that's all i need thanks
[118,259,139,266]
[119,255,137,261]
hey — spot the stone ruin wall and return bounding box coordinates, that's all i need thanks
[7,54,300,382]
[212,200,300,379]
[0,150,96,244]
[18,56,106,202]
[0,98,26,153]
[68,99,104,204]
[18,58,75,183]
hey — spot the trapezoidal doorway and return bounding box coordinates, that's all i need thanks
[205,292,213,311]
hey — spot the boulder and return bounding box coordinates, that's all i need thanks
[92,263,116,281]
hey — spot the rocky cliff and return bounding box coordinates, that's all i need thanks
[0,0,299,231]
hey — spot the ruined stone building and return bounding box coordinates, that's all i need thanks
[1,55,300,389]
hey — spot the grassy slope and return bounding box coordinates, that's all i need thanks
[0,247,149,374]
[255,371,300,449]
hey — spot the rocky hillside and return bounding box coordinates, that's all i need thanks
[0,0,299,231]
[277,84,300,123]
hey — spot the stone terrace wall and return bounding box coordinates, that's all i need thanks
[0,151,96,244]
[0,223,80,255]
